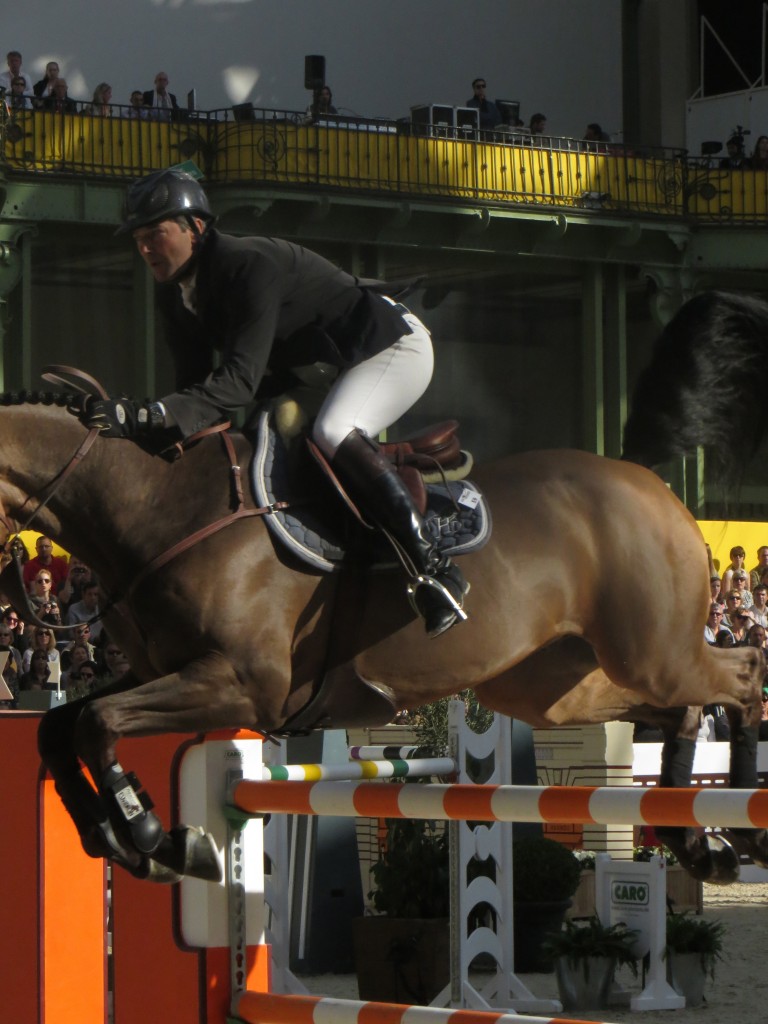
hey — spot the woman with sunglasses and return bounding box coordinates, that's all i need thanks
[61,642,92,688]
[20,649,52,691]
[64,658,99,699]
[21,625,60,674]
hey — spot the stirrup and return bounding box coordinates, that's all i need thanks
[406,574,469,623]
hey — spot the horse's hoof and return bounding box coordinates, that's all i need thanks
[703,834,741,885]
[152,825,223,883]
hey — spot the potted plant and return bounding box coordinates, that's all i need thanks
[352,816,450,1004]
[512,836,583,972]
[543,916,639,1010]
[664,911,725,1007]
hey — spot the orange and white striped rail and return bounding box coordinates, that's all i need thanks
[234,991,609,1024]
[229,779,768,829]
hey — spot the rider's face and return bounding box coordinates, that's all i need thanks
[133,218,200,283]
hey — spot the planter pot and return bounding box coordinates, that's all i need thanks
[666,951,707,1007]
[352,916,449,1004]
[555,955,616,1010]
[513,899,572,973]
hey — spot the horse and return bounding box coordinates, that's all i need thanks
[0,388,763,885]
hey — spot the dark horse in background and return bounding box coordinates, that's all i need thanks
[0,294,765,885]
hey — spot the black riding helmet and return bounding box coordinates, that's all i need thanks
[116,168,214,235]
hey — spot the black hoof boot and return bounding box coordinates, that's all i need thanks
[101,762,165,856]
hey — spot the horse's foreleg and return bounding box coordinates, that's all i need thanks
[72,653,267,883]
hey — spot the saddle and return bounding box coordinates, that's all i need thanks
[250,402,490,573]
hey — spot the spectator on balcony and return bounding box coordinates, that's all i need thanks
[8,77,33,112]
[126,89,149,120]
[42,78,78,114]
[719,134,745,169]
[33,61,61,104]
[306,85,337,120]
[465,78,501,132]
[746,135,768,170]
[582,122,610,152]
[0,51,33,96]
[529,112,548,136]
[142,71,179,121]
[88,82,114,117]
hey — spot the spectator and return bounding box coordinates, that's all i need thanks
[98,636,131,684]
[28,570,61,615]
[33,61,61,104]
[761,686,768,741]
[720,544,746,597]
[732,569,754,608]
[722,589,744,629]
[23,535,69,593]
[60,622,95,667]
[60,641,92,688]
[704,601,725,643]
[746,135,768,170]
[42,78,78,114]
[19,649,52,691]
[307,85,337,120]
[746,623,767,648]
[752,584,768,626]
[529,112,548,135]
[715,628,736,648]
[21,625,60,674]
[749,545,768,589]
[57,557,93,613]
[731,608,755,643]
[8,76,33,112]
[710,574,722,603]
[126,89,149,120]
[0,51,32,96]
[0,623,22,705]
[2,607,26,651]
[583,122,610,152]
[719,134,745,169]
[65,581,103,640]
[88,82,113,117]
[65,659,100,699]
[142,71,178,121]
[465,78,501,132]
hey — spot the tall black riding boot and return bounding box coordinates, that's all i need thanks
[332,429,468,637]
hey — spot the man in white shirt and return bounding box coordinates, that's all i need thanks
[0,51,33,96]
[142,71,179,121]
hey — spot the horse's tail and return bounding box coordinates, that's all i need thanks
[622,290,768,482]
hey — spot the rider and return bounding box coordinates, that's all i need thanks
[79,168,468,638]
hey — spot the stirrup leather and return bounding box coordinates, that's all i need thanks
[406,574,469,622]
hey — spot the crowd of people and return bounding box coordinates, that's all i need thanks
[1,50,181,121]
[717,131,768,170]
[0,533,131,708]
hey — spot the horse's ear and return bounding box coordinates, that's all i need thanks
[40,365,109,400]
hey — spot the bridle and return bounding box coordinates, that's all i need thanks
[0,366,290,633]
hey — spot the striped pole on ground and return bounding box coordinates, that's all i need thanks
[229,779,768,829]
[234,991,608,1024]
[262,758,456,782]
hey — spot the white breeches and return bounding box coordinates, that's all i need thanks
[312,311,434,456]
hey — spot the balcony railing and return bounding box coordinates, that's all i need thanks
[1,102,767,224]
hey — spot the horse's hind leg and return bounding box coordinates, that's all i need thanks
[719,701,768,869]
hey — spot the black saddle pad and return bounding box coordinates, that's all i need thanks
[250,408,491,572]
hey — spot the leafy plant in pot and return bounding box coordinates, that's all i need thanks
[512,836,583,973]
[353,816,450,1004]
[664,911,725,1007]
[543,916,639,1011]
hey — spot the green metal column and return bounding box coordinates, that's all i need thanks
[603,264,627,460]
[132,251,156,397]
[581,264,604,456]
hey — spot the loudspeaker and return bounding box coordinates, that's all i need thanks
[304,55,326,91]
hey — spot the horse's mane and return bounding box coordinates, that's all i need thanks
[0,391,78,409]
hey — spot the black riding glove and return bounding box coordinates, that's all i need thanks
[84,398,142,437]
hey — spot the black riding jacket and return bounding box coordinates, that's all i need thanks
[156,229,410,438]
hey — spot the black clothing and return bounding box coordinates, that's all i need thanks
[157,230,411,438]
